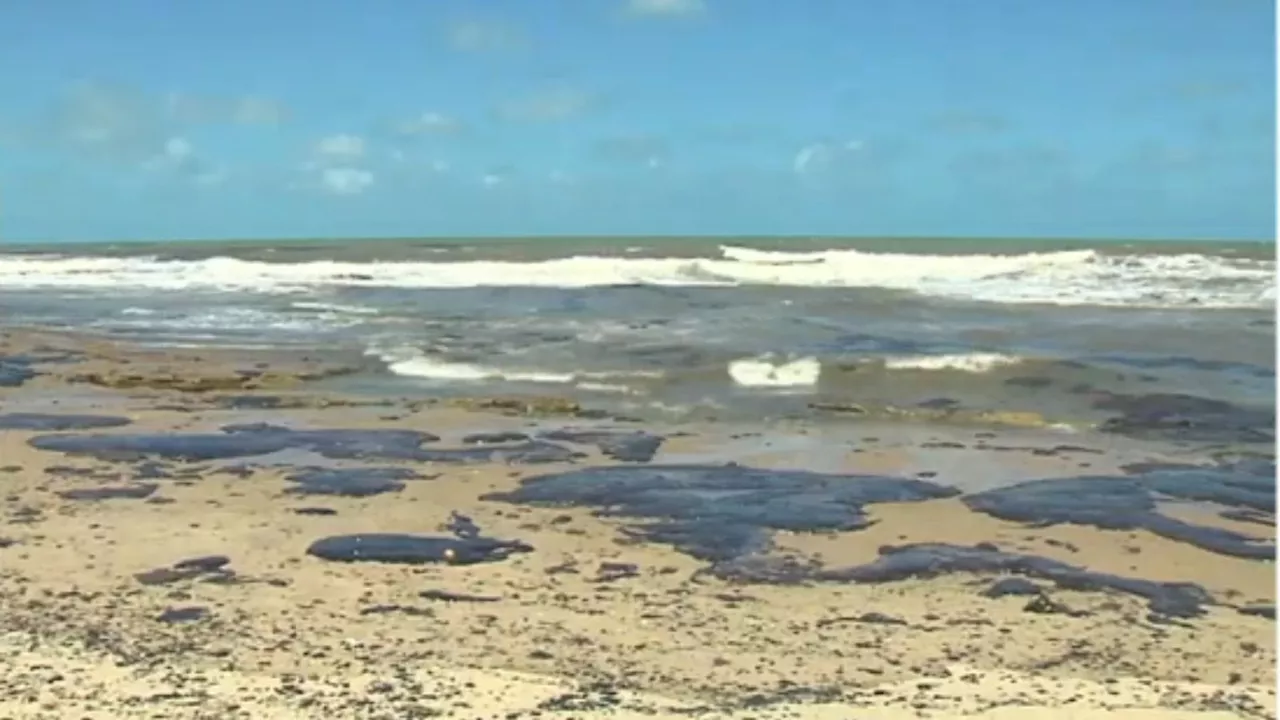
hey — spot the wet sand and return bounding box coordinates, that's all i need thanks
[0,330,1275,719]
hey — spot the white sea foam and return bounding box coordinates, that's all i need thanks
[880,352,1025,373]
[575,381,643,395]
[290,301,381,315]
[386,355,577,384]
[0,246,1272,309]
[95,307,354,334]
[372,347,658,393]
[727,356,822,387]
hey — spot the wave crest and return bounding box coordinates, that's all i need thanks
[0,245,1272,309]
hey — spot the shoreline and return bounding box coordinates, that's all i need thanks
[5,322,1272,442]
[0,329,1275,719]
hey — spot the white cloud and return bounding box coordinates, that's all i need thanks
[46,82,165,161]
[192,168,229,186]
[232,96,287,125]
[627,0,705,17]
[590,134,669,165]
[498,84,594,122]
[394,112,460,136]
[448,19,526,53]
[932,111,1006,135]
[321,167,374,195]
[299,133,376,194]
[792,145,826,174]
[480,166,517,187]
[141,135,226,185]
[315,134,366,161]
[793,140,862,175]
[165,92,287,126]
[164,136,194,159]
[24,82,283,181]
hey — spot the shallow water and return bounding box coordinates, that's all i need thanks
[1,237,1273,426]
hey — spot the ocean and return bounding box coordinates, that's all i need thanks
[0,236,1274,427]
[0,236,1276,710]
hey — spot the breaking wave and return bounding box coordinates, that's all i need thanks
[369,347,659,395]
[723,352,1027,389]
[1,245,1271,309]
[727,356,823,388]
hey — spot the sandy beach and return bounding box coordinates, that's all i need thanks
[3,0,1275,713]
[0,329,1274,719]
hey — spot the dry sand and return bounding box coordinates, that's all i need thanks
[0,332,1275,719]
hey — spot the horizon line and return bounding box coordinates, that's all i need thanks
[1,233,1274,248]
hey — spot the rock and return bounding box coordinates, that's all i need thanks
[1023,594,1080,616]
[0,357,38,387]
[449,395,582,416]
[157,606,211,623]
[29,422,582,464]
[594,562,641,583]
[462,431,531,445]
[982,577,1044,598]
[1093,391,1274,444]
[69,365,359,393]
[419,589,501,603]
[537,428,666,462]
[1238,604,1276,620]
[284,467,426,497]
[306,533,533,565]
[0,413,133,431]
[57,483,158,501]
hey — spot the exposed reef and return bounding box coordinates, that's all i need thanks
[1238,604,1276,620]
[283,467,431,497]
[963,466,1276,560]
[57,483,159,501]
[813,543,1214,618]
[483,464,959,562]
[462,427,666,462]
[25,422,671,466]
[17,407,1273,628]
[305,489,533,566]
[27,422,583,464]
[0,356,38,388]
[135,555,235,586]
[448,395,585,417]
[537,428,664,462]
[69,365,361,393]
[1092,392,1275,444]
[0,349,83,387]
[462,431,531,445]
[482,463,1267,618]
[307,534,532,566]
[0,413,133,431]
[982,577,1045,598]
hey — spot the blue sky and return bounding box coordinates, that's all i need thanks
[0,0,1274,242]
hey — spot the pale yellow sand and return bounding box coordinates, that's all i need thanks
[0,331,1275,719]
[0,632,1268,720]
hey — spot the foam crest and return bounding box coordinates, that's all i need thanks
[371,347,657,394]
[727,356,822,387]
[387,355,576,384]
[880,353,1025,373]
[0,245,1272,309]
[95,307,356,334]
